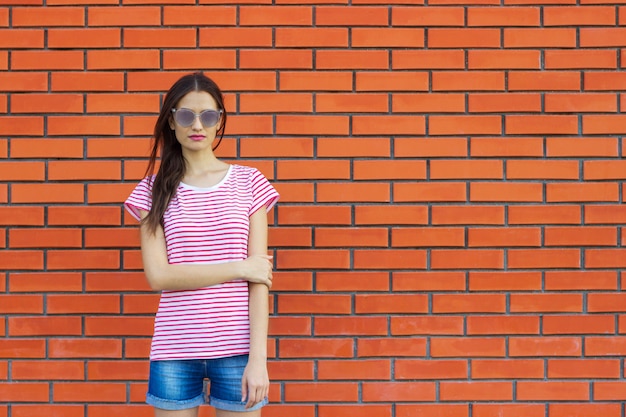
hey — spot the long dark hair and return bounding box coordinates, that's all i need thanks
[143,72,227,234]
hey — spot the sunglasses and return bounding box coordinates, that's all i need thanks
[171,108,222,128]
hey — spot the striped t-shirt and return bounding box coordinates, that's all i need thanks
[124,164,279,361]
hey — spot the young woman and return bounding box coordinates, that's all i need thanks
[125,72,279,417]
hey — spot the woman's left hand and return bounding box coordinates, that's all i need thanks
[241,358,269,409]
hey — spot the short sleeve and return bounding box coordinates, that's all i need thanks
[249,168,280,215]
[124,176,154,222]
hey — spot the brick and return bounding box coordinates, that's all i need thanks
[317,93,388,113]
[394,182,466,202]
[12,360,84,380]
[432,71,505,91]
[316,6,387,25]
[280,339,354,359]
[581,28,626,47]
[394,93,465,113]
[544,5,615,25]
[51,71,124,92]
[53,382,126,402]
[276,249,350,269]
[240,5,312,25]
[356,71,429,91]
[544,314,615,334]
[432,205,505,225]
[545,226,617,246]
[517,381,589,401]
[545,271,617,291]
[510,293,583,313]
[85,317,153,336]
[468,50,541,69]
[508,332,583,357]
[507,160,580,180]
[358,338,427,358]
[48,28,121,48]
[586,249,626,268]
[269,317,311,336]
[276,115,348,135]
[469,93,541,112]
[395,359,466,379]
[470,182,543,202]
[549,404,620,417]
[355,294,428,313]
[393,50,465,69]
[12,50,84,70]
[506,115,578,134]
[588,293,626,312]
[392,227,465,248]
[277,205,351,225]
[285,382,358,402]
[594,382,626,401]
[508,204,581,225]
[12,6,84,26]
[547,182,619,203]
[392,6,464,26]
[353,160,427,180]
[48,338,121,359]
[354,115,425,135]
[11,138,83,159]
[585,72,626,91]
[316,272,389,292]
[9,228,82,249]
[9,316,82,336]
[12,405,85,417]
[362,381,435,401]
[48,249,120,270]
[0,250,43,270]
[0,383,49,402]
[397,405,468,417]
[87,93,159,113]
[318,359,390,380]
[509,71,581,91]
[240,93,312,113]
[273,183,314,203]
[275,28,347,47]
[87,50,160,70]
[318,404,392,417]
[549,358,620,379]
[279,71,352,91]
[0,29,44,48]
[267,360,313,380]
[473,404,545,417]
[474,359,544,379]
[277,294,351,314]
[395,137,467,157]
[318,182,389,202]
[11,93,83,114]
[315,227,388,247]
[124,28,196,48]
[504,28,576,47]
[88,6,161,26]
[317,50,389,70]
[432,160,503,179]
[431,338,506,357]
[0,161,44,181]
[0,340,46,359]
[87,183,136,204]
[352,28,424,47]
[467,6,540,26]
[546,49,617,69]
[429,28,501,48]
[585,115,626,134]
[0,294,42,313]
[545,93,617,113]
[468,227,541,247]
[433,294,505,313]
[354,249,428,270]
[585,205,626,224]
[47,294,120,314]
[164,6,236,26]
[9,272,82,292]
[87,360,148,380]
[48,206,121,226]
[392,315,463,336]
[240,49,312,70]
[509,248,581,269]
[0,116,43,136]
[467,316,540,335]
[393,271,466,291]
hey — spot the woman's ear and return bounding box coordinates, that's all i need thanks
[168,116,176,130]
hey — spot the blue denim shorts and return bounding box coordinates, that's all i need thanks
[146,355,268,412]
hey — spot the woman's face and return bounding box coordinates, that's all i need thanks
[169,90,223,155]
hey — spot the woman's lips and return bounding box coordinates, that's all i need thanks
[189,135,205,141]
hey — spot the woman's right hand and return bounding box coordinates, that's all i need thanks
[240,255,273,288]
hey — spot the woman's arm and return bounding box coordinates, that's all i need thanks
[138,210,273,291]
[241,207,271,408]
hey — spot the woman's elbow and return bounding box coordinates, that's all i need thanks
[144,268,168,291]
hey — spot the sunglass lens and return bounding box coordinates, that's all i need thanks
[200,110,219,127]
[175,109,195,126]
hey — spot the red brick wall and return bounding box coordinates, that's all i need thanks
[2,2,626,417]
